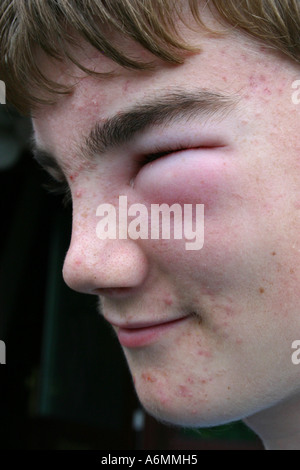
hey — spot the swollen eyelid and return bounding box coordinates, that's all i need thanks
[136,145,188,167]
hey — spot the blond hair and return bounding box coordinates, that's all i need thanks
[1,0,300,114]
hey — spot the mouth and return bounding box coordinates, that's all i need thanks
[110,315,191,348]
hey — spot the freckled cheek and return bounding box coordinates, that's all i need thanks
[135,154,238,213]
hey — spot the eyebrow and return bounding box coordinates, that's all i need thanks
[32,89,237,177]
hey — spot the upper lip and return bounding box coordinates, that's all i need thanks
[106,314,191,330]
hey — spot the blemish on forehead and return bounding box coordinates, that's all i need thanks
[259,287,265,294]
[248,73,273,96]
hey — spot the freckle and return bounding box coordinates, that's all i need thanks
[201,379,207,384]
[290,268,295,274]
[259,287,265,294]
[272,252,276,256]
[228,386,231,390]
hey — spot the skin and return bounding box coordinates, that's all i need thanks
[32,7,300,449]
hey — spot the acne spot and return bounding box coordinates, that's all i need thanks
[259,287,265,294]
[75,190,83,198]
[197,349,212,358]
[164,295,173,306]
[177,385,193,398]
[69,172,79,182]
[141,373,157,383]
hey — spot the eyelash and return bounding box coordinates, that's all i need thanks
[135,145,188,167]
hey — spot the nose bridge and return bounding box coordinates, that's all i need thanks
[62,206,149,294]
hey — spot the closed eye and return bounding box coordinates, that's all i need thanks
[135,144,224,167]
[135,145,190,168]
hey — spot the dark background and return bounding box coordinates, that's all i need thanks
[0,105,263,450]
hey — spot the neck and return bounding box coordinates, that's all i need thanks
[244,394,300,450]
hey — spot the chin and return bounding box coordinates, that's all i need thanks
[136,387,249,429]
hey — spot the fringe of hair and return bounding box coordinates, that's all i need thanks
[0,0,300,114]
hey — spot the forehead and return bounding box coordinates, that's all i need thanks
[32,11,293,161]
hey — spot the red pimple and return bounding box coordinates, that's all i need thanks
[178,385,193,398]
[69,172,79,182]
[197,349,212,358]
[141,373,157,383]
[164,295,173,306]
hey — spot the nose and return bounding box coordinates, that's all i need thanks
[63,222,149,296]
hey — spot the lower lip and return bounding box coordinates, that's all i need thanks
[117,316,190,348]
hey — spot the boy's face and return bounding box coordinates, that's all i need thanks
[32,10,300,427]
